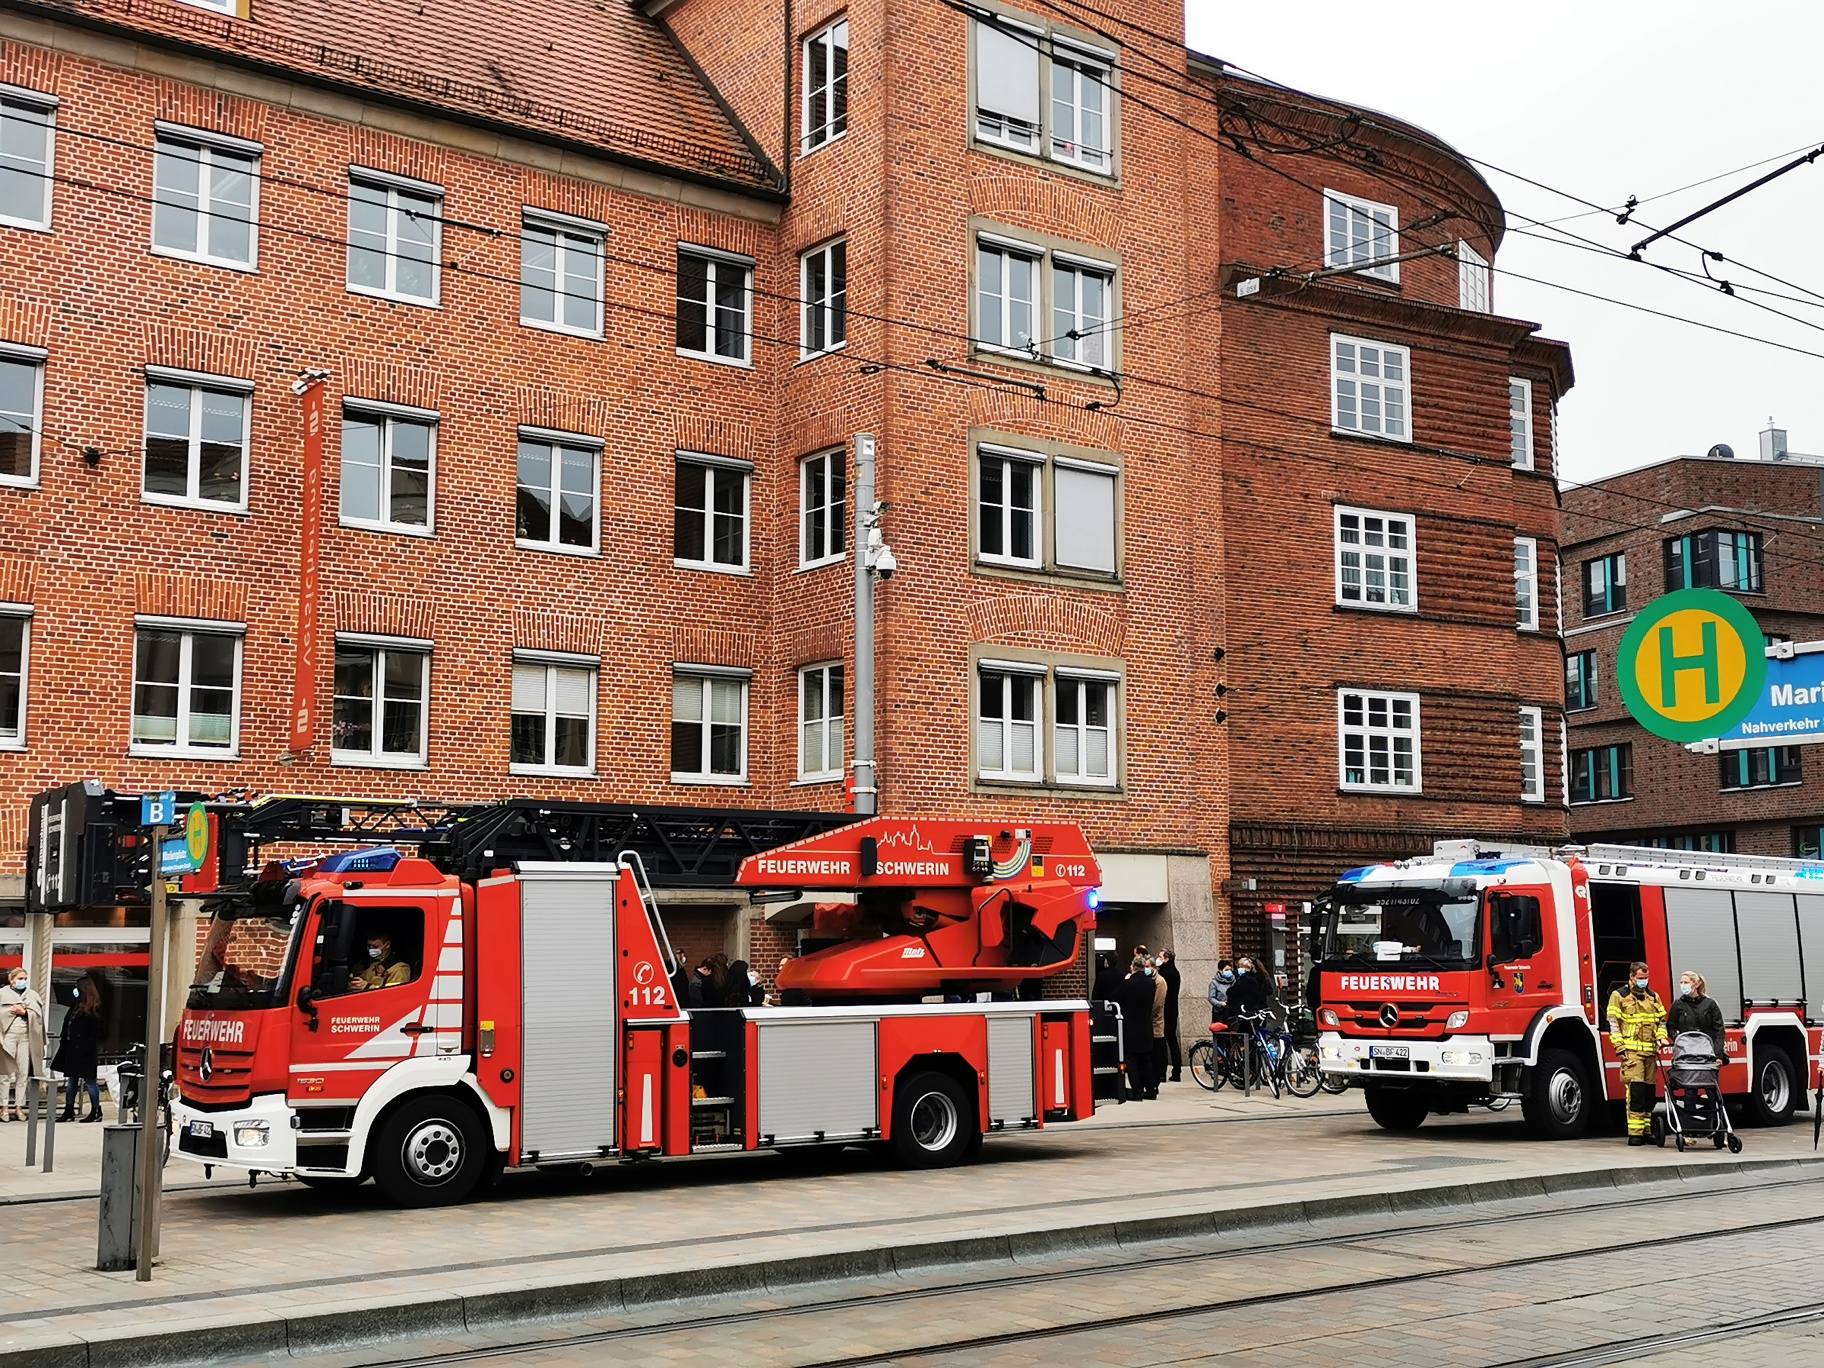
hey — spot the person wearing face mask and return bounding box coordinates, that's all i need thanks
[349,933,412,992]
[1224,956,1271,1023]
[1207,958,1235,1025]
[723,960,760,1008]
[1117,955,1159,1100]
[1668,971,1726,1061]
[1148,956,1169,1089]
[1,967,46,1122]
[1606,962,1668,1145]
[1156,949,1183,1084]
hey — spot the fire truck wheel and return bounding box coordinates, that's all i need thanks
[372,1096,488,1207]
[1744,1047,1797,1128]
[1363,1086,1428,1132]
[890,1072,976,1168]
[1522,1049,1593,1140]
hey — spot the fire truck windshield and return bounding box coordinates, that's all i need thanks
[1316,881,1482,969]
[187,907,305,1011]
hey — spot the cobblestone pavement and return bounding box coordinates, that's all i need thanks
[3,1081,1821,1363]
[275,1168,1824,1368]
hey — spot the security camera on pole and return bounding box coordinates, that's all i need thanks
[852,434,895,817]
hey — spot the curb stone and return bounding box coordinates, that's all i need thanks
[18,1152,1823,1366]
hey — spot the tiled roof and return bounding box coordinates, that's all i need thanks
[22,0,777,191]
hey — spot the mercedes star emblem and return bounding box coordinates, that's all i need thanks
[1378,1003,1401,1028]
[199,1047,214,1082]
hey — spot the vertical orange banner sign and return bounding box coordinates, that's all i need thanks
[289,376,326,753]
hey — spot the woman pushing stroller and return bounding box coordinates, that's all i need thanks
[1668,971,1725,1059]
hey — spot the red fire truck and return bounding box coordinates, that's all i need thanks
[164,800,1104,1205]
[1311,840,1824,1138]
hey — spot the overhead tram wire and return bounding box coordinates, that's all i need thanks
[30,152,1824,573]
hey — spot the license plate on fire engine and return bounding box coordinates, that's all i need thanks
[187,1120,214,1139]
[1369,1045,1410,1059]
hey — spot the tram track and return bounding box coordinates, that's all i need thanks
[334,1165,1824,1368]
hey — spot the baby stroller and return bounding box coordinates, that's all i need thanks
[1654,1031,1743,1153]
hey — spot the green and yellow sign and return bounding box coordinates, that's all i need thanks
[1617,589,1767,743]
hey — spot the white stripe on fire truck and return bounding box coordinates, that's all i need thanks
[438,948,462,972]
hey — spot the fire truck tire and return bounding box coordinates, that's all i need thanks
[1743,1047,1797,1128]
[1363,1087,1429,1132]
[890,1072,976,1168]
[371,1096,489,1207]
[1522,1049,1593,1140]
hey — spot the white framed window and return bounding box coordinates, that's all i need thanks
[1051,255,1111,369]
[802,17,849,152]
[1334,506,1415,612]
[346,168,442,305]
[130,619,244,758]
[142,370,252,511]
[511,652,597,775]
[1338,688,1420,793]
[1514,536,1539,631]
[1457,239,1490,312]
[332,636,430,768]
[1324,191,1399,281]
[1331,334,1409,441]
[672,668,749,783]
[1054,456,1117,574]
[977,662,1043,783]
[1049,41,1111,171]
[0,607,28,749]
[1509,378,1534,469]
[1519,706,1545,804]
[798,662,844,782]
[975,232,1118,371]
[151,127,259,269]
[801,238,847,358]
[800,448,846,567]
[1054,669,1115,787]
[973,16,1114,173]
[978,445,1042,568]
[516,427,600,555]
[976,237,1039,355]
[520,210,605,338]
[674,455,750,572]
[0,343,45,487]
[0,87,56,231]
[676,246,753,365]
[341,403,437,534]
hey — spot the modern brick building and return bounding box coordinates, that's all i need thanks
[0,0,1569,1047]
[1563,437,1824,858]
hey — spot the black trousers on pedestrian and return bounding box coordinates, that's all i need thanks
[1152,1038,1168,1091]
[1164,1014,1182,1078]
[1127,1044,1156,1099]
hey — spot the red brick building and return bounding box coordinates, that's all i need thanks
[0,0,1569,1043]
[1563,440,1824,857]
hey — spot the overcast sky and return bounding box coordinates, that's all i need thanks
[1183,0,1824,487]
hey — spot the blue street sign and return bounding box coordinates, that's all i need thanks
[1708,642,1824,750]
[160,836,200,875]
[141,791,178,827]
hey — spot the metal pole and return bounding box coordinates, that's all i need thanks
[135,825,168,1282]
[852,433,878,817]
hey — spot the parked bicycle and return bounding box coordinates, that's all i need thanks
[1189,1009,1323,1098]
[117,1042,174,1165]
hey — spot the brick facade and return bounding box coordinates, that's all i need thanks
[1564,452,1824,856]
[0,1,1570,1022]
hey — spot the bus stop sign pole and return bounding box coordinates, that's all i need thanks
[136,819,170,1281]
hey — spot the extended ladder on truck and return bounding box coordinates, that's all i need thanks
[26,785,1110,1206]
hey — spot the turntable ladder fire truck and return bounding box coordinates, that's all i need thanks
[1312,840,1824,1139]
[60,794,1109,1206]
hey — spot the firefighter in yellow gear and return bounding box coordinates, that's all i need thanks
[1606,961,1668,1145]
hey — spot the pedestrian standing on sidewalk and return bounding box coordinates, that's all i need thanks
[1149,955,1168,1090]
[1117,956,1157,1101]
[1207,958,1234,1025]
[53,979,104,1123]
[1668,971,1725,1059]
[1,967,45,1122]
[1157,949,1183,1083]
[1606,962,1668,1146]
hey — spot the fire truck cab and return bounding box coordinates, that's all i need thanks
[1312,840,1824,1139]
[170,813,1102,1205]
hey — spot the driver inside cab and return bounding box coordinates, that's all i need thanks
[350,933,412,991]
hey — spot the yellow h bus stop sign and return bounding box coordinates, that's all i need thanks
[1617,589,1767,743]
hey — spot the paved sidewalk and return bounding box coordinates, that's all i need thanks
[1,1080,1817,1365]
